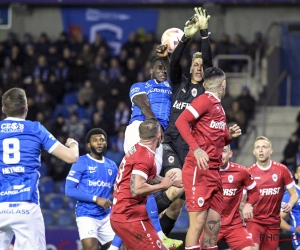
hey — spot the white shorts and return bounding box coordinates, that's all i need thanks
[124,120,163,175]
[76,214,115,245]
[0,202,46,250]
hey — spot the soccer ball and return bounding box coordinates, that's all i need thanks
[161,28,184,53]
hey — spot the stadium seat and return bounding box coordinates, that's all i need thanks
[56,180,66,194]
[39,196,47,209]
[66,198,77,210]
[43,210,55,228]
[56,211,75,228]
[39,163,47,178]
[39,178,55,194]
[48,195,65,211]
[62,92,78,106]
[173,212,189,231]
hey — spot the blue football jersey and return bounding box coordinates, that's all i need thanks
[129,79,172,130]
[282,185,300,249]
[0,118,59,204]
[66,154,118,220]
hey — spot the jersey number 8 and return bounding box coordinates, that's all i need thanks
[3,138,20,164]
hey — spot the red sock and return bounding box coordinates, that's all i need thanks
[185,245,200,250]
[201,246,218,250]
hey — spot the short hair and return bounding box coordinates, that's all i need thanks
[151,57,164,68]
[192,52,202,64]
[86,128,107,143]
[254,136,272,148]
[2,88,27,117]
[139,118,160,140]
[203,67,226,88]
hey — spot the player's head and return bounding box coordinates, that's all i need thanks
[86,128,107,157]
[190,52,203,84]
[220,145,233,169]
[2,88,28,118]
[139,118,162,148]
[294,164,300,183]
[150,57,167,83]
[203,67,226,99]
[253,136,273,163]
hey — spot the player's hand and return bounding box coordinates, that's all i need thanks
[172,180,183,188]
[184,15,199,38]
[65,138,78,147]
[229,124,242,138]
[156,44,168,58]
[243,203,254,219]
[282,202,293,213]
[161,172,177,189]
[96,197,112,211]
[194,7,210,30]
[193,147,209,170]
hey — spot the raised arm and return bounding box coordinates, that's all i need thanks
[51,138,79,164]
[132,94,156,119]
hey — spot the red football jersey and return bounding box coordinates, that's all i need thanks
[220,162,256,226]
[176,92,231,169]
[111,143,157,222]
[246,161,294,227]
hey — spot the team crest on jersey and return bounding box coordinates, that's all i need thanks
[108,169,112,176]
[168,156,174,164]
[164,81,170,87]
[156,240,162,248]
[198,197,204,207]
[191,88,197,97]
[228,175,233,183]
[272,174,278,182]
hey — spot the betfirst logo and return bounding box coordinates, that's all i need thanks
[88,180,111,188]
[223,188,237,196]
[173,100,190,110]
[260,187,280,196]
[210,120,226,130]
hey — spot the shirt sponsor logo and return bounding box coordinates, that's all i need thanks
[209,120,226,130]
[173,100,190,110]
[0,209,30,214]
[1,123,24,133]
[259,187,280,196]
[0,186,31,196]
[130,87,140,95]
[223,188,237,196]
[88,180,111,188]
[147,88,172,95]
[2,166,25,174]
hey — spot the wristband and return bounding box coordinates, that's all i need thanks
[93,195,97,202]
[67,139,78,147]
[200,29,210,38]
[180,35,191,44]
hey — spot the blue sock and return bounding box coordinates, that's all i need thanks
[146,194,163,234]
[111,234,123,248]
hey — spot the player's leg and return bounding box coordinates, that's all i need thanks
[109,234,124,250]
[246,222,265,250]
[76,216,100,250]
[123,120,142,153]
[0,203,14,250]
[97,214,118,250]
[259,227,280,250]
[223,225,255,250]
[186,210,207,249]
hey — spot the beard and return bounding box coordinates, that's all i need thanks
[90,145,106,157]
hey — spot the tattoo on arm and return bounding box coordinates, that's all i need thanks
[147,175,163,185]
[130,174,137,195]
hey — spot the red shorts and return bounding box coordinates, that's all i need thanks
[246,221,280,250]
[110,219,163,250]
[218,224,254,250]
[182,164,223,214]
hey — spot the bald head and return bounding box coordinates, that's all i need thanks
[139,118,160,140]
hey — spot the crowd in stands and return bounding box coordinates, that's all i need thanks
[0,30,259,181]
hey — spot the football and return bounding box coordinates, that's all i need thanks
[161,27,184,53]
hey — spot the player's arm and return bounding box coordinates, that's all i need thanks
[280,191,295,232]
[132,94,156,119]
[156,44,170,79]
[51,138,79,163]
[239,190,247,215]
[225,124,242,144]
[147,174,182,188]
[282,185,298,213]
[130,170,179,197]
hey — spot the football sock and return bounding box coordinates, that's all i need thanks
[160,212,176,235]
[202,246,218,250]
[147,194,163,234]
[155,192,172,213]
[185,245,200,250]
[110,234,123,248]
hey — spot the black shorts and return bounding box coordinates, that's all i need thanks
[161,143,189,176]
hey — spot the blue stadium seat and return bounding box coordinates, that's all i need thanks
[66,198,77,210]
[48,195,65,211]
[39,178,55,194]
[62,92,78,106]
[173,212,189,231]
[43,210,55,228]
[56,211,75,228]
[75,107,87,119]
[56,180,66,194]
[39,163,47,178]
[39,196,47,209]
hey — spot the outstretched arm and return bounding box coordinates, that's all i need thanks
[132,94,156,119]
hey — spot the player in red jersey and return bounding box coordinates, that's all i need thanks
[217,145,260,250]
[245,136,298,250]
[110,118,182,250]
[175,67,242,250]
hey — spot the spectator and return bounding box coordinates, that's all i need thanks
[227,100,246,133]
[47,44,59,68]
[63,112,86,138]
[108,57,122,80]
[88,56,104,83]
[114,101,130,133]
[23,44,37,78]
[91,33,109,54]
[77,79,94,107]
[36,33,50,55]
[10,45,23,67]
[55,32,70,53]
[69,57,88,89]
[282,133,299,172]
[33,55,49,83]
[81,43,94,67]
[124,57,138,83]
[121,32,140,57]
[6,68,23,90]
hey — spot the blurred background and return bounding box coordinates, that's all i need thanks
[0,0,300,249]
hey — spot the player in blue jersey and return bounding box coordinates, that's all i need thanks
[65,128,118,250]
[0,88,79,250]
[281,164,300,250]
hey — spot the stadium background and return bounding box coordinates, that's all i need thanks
[0,0,300,249]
